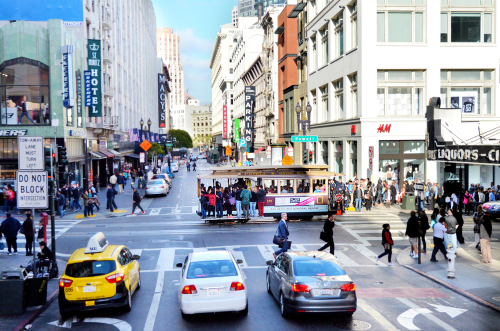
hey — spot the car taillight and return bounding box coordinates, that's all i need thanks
[182,285,198,294]
[291,284,311,292]
[59,278,73,287]
[105,273,125,284]
[161,186,165,188]
[341,283,356,292]
[230,282,245,291]
[145,187,149,190]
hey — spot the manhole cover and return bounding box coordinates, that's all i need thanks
[334,320,371,330]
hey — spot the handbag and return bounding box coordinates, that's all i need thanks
[383,243,391,250]
[273,229,285,247]
[229,197,236,205]
[0,240,4,250]
[320,230,329,242]
[19,223,25,235]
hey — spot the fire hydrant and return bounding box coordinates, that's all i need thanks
[447,250,456,279]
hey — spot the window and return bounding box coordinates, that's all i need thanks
[320,26,329,65]
[311,36,317,71]
[441,69,494,115]
[377,1,425,43]
[0,62,50,126]
[350,2,358,49]
[263,179,278,194]
[313,179,326,193]
[320,85,328,122]
[297,179,311,193]
[349,73,358,118]
[333,79,344,120]
[377,70,425,116]
[334,15,344,57]
[279,179,295,194]
[186,260,238,279]
[441,1,494,43]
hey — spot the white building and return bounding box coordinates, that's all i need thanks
[157,27,185,108]
[305,0,500,186]
[232,6,239,27]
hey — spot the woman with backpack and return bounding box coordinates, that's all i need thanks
[376,224,394,266]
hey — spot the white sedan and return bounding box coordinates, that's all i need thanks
[176,250,248,317]
[171,162,179,172]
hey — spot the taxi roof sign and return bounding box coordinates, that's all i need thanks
[85,232,109,254]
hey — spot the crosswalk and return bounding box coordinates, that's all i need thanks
[14,219,82,245]
[132,242,390,273]
[145,206,198,216]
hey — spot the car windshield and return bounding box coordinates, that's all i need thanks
[152,175,165,179]
[149,180,164,185]
[187,260,238,279]
[293,260,346,277]
[65,260,116,278]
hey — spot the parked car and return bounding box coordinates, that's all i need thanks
[151,174,172,188]
[266,251,356,318]
[481,201,500,220]
[171,162,179,172]
[145,179,169,196]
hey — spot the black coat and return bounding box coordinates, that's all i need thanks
[323,219,335,237]
[257,189,266,202]
[405,216,420,237]
[23,218,34,237]
[133,191,141,204]
[420,214,430,231]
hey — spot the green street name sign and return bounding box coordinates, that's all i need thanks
[166,143,173,147]
[292,135,318,142]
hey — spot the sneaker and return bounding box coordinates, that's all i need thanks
[430,259,438,262]
[409,251,414,257]
[14,252,17,255]
[388,262,394,266]
[142,211,145,214]
[8,252,12,256]
[413,254,418,259]
[131,213,134,215]
[375,256,379,264]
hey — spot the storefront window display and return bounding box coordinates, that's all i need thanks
[379,160,400,183]
[379,140,425,185]
[404,159,424,182]
[0,62,50,125]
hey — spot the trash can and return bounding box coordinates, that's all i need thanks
[402,193,415,210]
[0,268,28,315]
[26,277,49,307]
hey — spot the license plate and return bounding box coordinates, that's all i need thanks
[85,301,95,306]
[207,289,220,296]
[319,289,333,295]
[83,285,96,293]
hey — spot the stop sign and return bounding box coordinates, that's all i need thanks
[335,194,343,202]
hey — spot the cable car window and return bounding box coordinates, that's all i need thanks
[263,179,278,194]
[279,179,295,194]
[297,179,311,193]
[313,179,327,194]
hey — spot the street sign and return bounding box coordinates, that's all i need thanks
[335,194,343,202]
[368,146,374,158]
[414,183,425,192]
[239,139,247,147]
[140,152,145,163]
[140,139,152,152]
[18,136,44,170]
[16,171,48,209]
[291,135,318,143]
[281,155,294,165]
[369,158,373,170]
[166,143,173,147]
[288,146,294,157]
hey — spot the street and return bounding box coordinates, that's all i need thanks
[25,164,500,331]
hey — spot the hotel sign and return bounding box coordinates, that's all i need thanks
[87,39,102,117]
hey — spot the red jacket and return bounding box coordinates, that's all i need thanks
[208,194,216,206]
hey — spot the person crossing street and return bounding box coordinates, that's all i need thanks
[318,214,335,255]
[0,212,21,255]
[131,188,145,215]
[273,213,289,259]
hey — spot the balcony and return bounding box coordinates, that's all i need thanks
[103,47,113,64]
[102,14,112,30]
[103,83,114,98]
[111,115,118,127]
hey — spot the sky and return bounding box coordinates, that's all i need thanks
[152,0,236,106]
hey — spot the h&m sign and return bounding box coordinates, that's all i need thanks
[377,124,391,133]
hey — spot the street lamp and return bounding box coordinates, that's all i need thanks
[147,118,152,131]
[295,102,313,164]
[140,118,144,128]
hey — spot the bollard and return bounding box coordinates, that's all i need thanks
[447,250,456,279]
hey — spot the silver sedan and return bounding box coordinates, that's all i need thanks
[145,179,169,196]
[266,251,357,318]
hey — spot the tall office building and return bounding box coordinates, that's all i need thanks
[238,0,287,18]
[157,28,185,108]
[232,6,239,27]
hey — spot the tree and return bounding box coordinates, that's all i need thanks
[193,134,212,148]
[169,129,193,148]
[147,143,165,161]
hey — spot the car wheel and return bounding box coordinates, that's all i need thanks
[240,301,249,316]
[60,310,72,320]
[181,311,191,320]
[266,272,272,294]
[123,289,132,312]
[280,293,290,318]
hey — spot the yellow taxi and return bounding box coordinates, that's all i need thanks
[58,233,140,317]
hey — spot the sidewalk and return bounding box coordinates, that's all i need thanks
[0,249,66,331]
[397,241,500,313]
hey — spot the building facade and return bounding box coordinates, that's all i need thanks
[157,27,185,109]
[233,6,239,27]
[305,0,500,186]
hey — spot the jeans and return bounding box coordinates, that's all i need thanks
[250,202,257,217]
[431,237,447,261]
[444,233,458,253]
[132,202,144,214]
[107,198,114,212]
[236,201,242,218]
[3,199,9,212]
[242,204,250,218]
[59,205,65,217]
[378,246,392,263]
[73,198,81,210]
[201,204,207,218]
[420,230,427,251]
[25,235,34,254]
[275,239,289,256]
[19,112,34,124]
[375,191,383,204]
[216,202,223,218]
[208,205,215,217]
[355,198,362,212]
[258,201,265,217]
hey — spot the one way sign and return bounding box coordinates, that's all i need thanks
[16,171,48,209]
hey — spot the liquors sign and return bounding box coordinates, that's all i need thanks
[87,39,102,117]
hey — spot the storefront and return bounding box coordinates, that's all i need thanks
[378,140,426,185]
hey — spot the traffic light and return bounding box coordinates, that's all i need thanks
[44,147,56,179]
[309,150,313,163]
[58,146,68,166]
[303,150,308,164]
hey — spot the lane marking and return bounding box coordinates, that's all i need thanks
[397,308,432,330]
[397,298,458,331]
[257,245,276,261]
[358,298,401,331]
[226,246,248,268]
[335,251,360,267]
[352,244,386,267]
[143,271,164,331]
[150,208,161,216]
[156,248,175,270]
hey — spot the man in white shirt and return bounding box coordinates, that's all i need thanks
[451,193,458,209]
[109,174,117,190]
[430,218,448,262]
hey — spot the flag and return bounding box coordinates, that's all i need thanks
[129,129,139,142]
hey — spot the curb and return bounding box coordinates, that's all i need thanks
[13,288,58,331]
[397,247,500,314]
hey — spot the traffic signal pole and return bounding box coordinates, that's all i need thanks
[50,144,56,263]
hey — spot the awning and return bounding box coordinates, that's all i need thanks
[288,2,307,18]
[119,150,134,156]
[90,151,106,159]
[275,26,284,34]
[99,149,114,158]
[256,147,265,153]
[107,149,121,156]
[125,153,140,159]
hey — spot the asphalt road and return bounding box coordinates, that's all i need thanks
[30,163,500,331]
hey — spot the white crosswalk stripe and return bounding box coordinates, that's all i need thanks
[14,219,82,244]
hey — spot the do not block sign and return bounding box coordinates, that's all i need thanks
[16,171,48,209]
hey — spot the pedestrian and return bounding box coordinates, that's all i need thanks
[364,185,373,211]
[479,212,493,263]
[376,224,394,266]
[257,185,266,217]
[235,185,243,218]
[73,184,82,211]
[430,217,448,262]
[0,212,21,255]
[82,190,90,218]
[193,161,197,171]
[452,206,465,244]
[2,185,10,212]
[199,187,208,219]
[106,185,115,212]
[273,213,289,259]
[375,179,383,205]
[37,241,52,260]
[353,185,362,212]
[390,181,397,205]
[240,185,251,219]
[318,214,335,255]
[444,209,458,253]
[117,173,125,193]
[473,206,484,250]
[109,173,117,190]
[131,169,137,184]
[405,210,420,259]
[250,187,258,217]
[215,187,223,218]
[464,191,472,215]
[207,188,216,217]
[419,210,430,253]
[22,214,34,256]
[223,188,232,218]
[430,207,439,228]
[58,190,66,218]
[131,188,145,215]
